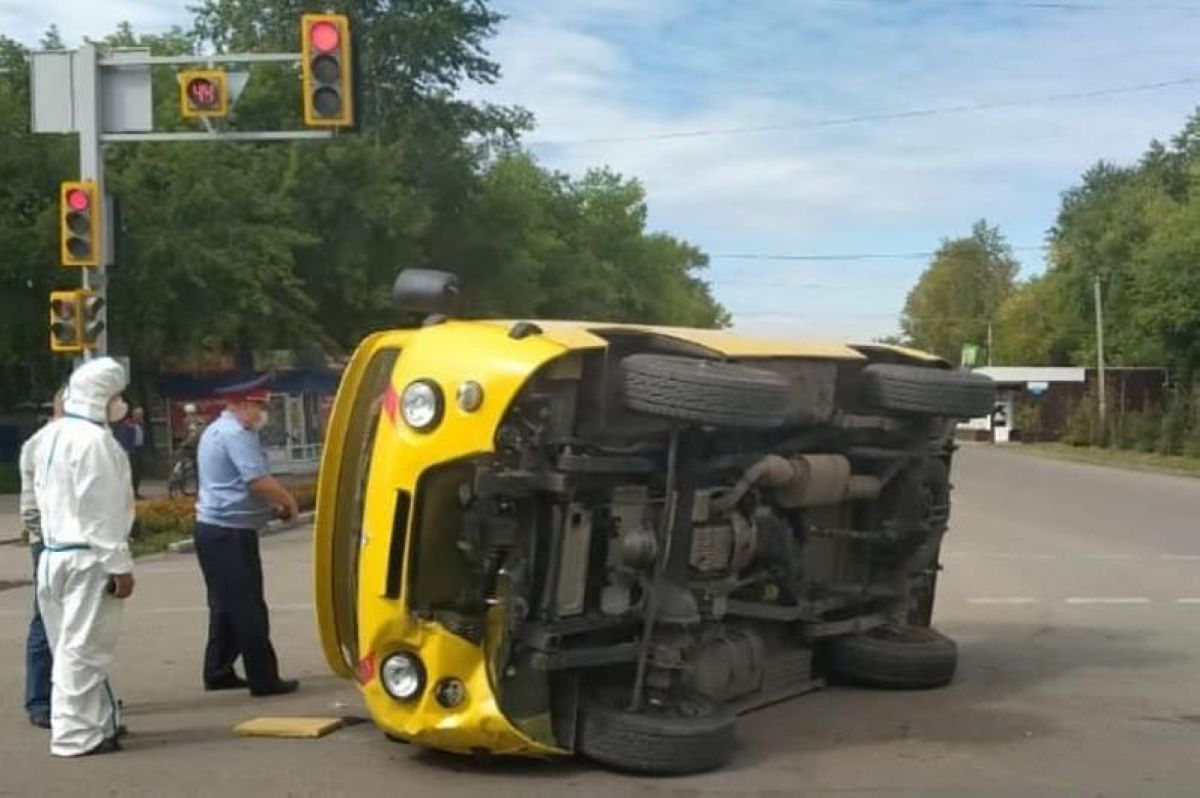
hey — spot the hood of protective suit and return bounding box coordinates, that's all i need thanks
[63,357,128,423]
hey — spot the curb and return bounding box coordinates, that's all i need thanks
[167,511,315,554]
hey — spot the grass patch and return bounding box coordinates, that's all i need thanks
[1013,443,1200,478]
[130,478,317,558]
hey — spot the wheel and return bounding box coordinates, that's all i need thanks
[182,465,198,497]
[860,364,995,418]
[620,354,790,430]
[577,691,736,775]
[826,625,957,690]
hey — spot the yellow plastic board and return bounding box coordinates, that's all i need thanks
[233,716,344,739]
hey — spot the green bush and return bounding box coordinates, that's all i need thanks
[1014,402,1044,441]
[1157,391,1189,455]
[1063,395,1101,446]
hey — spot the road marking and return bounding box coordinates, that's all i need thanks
[1065,597,1151,605]
[1162,555,1200,562]
[967,597,1039,605]
[1083,554,1138,561]
[1175,598,1200,605]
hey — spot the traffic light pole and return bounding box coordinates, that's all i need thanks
[32,16,350,362]
[74,43,107,357]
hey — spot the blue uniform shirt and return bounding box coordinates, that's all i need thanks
[196,410,273,530]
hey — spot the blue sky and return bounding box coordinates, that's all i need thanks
[6,0,1200,339]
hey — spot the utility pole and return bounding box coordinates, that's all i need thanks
[74,44,105,357]
[1094,272,1107,431]
[987,321,994,366]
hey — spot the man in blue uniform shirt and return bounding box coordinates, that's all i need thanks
[193,377,299,697]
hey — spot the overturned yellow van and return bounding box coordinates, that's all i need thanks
[314,270,994,774]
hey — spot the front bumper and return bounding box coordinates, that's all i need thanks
[359,616,564,757]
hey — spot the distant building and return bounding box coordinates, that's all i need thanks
[960,366,1168,443]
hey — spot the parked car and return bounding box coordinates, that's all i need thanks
[314,270,995,774]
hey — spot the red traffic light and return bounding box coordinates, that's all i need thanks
[66,188,90,212]
[310,21,340,52]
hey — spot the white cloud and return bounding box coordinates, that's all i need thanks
[477,1,1200,339]
[0,0,192,46]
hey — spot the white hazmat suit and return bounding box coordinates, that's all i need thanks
[34,358,135,757]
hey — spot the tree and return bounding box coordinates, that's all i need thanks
[0,4,729,411]
[992,273,1080,365]
[900,220,1018,363]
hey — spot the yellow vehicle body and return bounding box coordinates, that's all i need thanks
[314,315,960,763]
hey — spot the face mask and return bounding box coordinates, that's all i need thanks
[251,411,269,433]
[108,398,129,424]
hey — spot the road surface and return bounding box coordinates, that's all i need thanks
[2,445,1198,796]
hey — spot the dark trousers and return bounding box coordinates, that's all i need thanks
[25,543,52,719]
[193,522,280,691]
[130,450,144,497]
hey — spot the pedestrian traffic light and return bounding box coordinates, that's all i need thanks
[301,13,354,128]
[80,290,105,349]
[60,180,101,267]
[49,290,82,353]
[178,69,229,119]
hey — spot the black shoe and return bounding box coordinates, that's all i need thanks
[205,674,249,692]
[29,713,51,730]
[80,736,122,757]
[250,678,299,698]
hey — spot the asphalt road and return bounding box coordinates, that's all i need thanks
[2,445,1199,797]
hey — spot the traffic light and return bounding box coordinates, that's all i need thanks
[178,70,229,119]
[301,13,354,127]
[60,181,101,267]
[80,290,105,349]
[49,290,82,353]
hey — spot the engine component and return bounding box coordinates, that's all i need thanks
[690,511,758,573]
[618,526,659,570]
[713,454,882,513]
[685,627,765,702]
[600,580,634,616]
[554,504,592,617]
[606,484,659,573]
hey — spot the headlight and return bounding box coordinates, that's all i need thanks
[400,380,443,431]
[380,652,425,700]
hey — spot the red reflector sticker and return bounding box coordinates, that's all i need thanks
[356,653,375,684]
[382,383,399,424]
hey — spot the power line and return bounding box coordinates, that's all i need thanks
[711,245,1048,262]
[529,77,1200,146]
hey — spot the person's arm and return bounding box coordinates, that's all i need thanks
[17,436,41,543]
[73,436,136,592]
[248,475,299,520]
[226,427,298,520]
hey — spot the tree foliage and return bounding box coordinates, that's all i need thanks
[900,220,1018,363]
[0,2,725,409]
[987,110,1200,380]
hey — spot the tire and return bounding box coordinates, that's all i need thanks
[577,692,736,775]
[827,625,957,690]
[861,364,995,418]
[620,354,790,430]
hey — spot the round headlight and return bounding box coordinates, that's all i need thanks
[380,652,425,701]
[400,380,443,431]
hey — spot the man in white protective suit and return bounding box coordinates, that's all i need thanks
[34,357,136,757]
